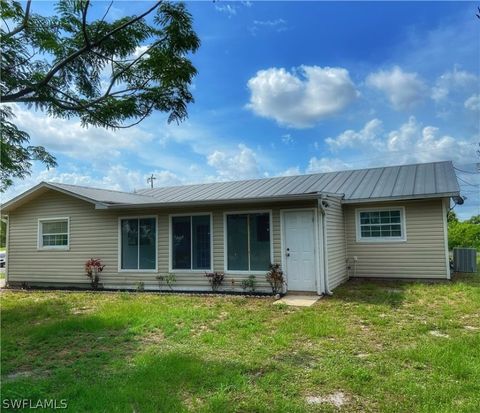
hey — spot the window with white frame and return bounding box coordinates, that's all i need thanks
[357,208,406,241]
[120,217,157,270]
[171,215,211,270]
[226,212,271,271]
[38,218,69,249]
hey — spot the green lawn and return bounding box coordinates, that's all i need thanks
[1,275,480,412]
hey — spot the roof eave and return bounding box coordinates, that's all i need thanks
[342,191,460,204]
[96,192,339,209]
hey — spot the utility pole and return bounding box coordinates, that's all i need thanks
[147,174,156,189]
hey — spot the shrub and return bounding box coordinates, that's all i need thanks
[205,271,225,292]
[241,275,256,292]
[266,263,285,295]
[448,221,480,250]
[156,273,176,291]
[85,258,105,289]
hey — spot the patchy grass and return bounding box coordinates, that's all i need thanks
[1,275,480,412]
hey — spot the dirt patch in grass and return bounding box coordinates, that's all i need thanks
[140,328,165,345]
[3,370,45,383]
[70,306,95,315]
[429,330,450,338]
[274,349,317,369]
[306,391,351,407]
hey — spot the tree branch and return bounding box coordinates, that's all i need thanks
[4,0,32,39]
[1,1,162,102]
[81,0,91,47]
[103,40,161,96]
[97,1,113,29]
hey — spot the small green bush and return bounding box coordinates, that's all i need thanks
[241,275,256,292]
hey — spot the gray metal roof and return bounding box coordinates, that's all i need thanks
[48,182,158,204]
[136,161,459,204]
[1,161,460,212]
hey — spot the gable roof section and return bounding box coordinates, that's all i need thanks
[1,181,158,213]
[1,161,460,212]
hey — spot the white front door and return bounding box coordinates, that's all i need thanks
[283,210,317,292]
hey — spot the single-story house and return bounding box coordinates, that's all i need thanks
[1,161,460,295]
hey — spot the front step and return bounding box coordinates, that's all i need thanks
[273,294,321,307]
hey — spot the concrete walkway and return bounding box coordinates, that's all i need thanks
[273,294,320,307]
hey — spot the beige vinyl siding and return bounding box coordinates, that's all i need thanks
[7,189,315,291]
[344,198,449,279]
[325,196,348,290]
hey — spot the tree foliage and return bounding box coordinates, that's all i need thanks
[448,214,480,250]
[1,106,56,190]
[0,0,199,191]
[466,215,480,225]
[447,210,458,224]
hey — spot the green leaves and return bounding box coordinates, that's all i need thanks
[0,107,57,191]
[0,0,199,190]
[448,220,480,250]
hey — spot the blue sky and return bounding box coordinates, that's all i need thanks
[4,1,480,219]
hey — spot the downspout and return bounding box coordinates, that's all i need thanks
[318,196,333,296]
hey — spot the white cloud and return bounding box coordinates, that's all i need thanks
[464,94,480,111]
[322,116,476,166]
[366,66,427,110]
[132,45,150,59]
[281,134,294,144]
[278,166,301,176]
[214,3,237,17]
[247,66,359,128]
[11,104,153,161]
[207,144,260,180]
[432,67,477,103]
[249,18,288,35]
[326,118,383,151]
[253,18,286,27]
[307,157,353,174]
[409,124,473,164]
[2,164,183,203]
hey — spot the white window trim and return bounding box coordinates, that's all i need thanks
[355,206,407,243]
[223,210,274,275]
[37,217,70,251]
[168,212,213,273]
[118,215,158,273]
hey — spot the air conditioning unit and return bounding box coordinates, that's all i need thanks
[453,248,477,273]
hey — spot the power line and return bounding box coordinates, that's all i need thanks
[454,167,479,175]
[458,176,480,187]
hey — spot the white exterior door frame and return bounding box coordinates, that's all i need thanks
[280,208,322,295]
